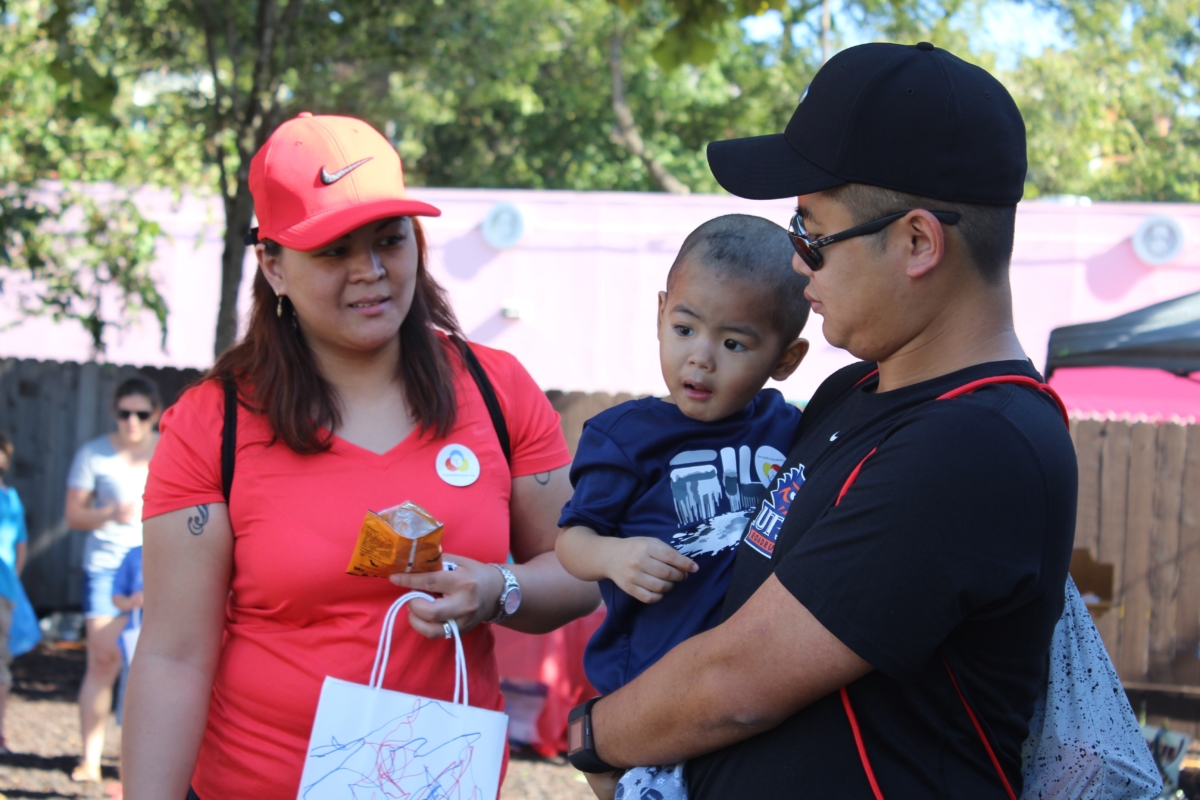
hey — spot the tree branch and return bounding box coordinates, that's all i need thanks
[608,31,690,195]
[232,0,281,168]
[198,1,234,203]
[263,0,306,134]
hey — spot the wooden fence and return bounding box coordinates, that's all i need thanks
[1072,418,1200,690]
[0,358,201,610]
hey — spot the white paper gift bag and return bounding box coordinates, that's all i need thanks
[297,592,509,800]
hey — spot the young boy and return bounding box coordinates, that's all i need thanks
[0,432,28,755]
[556,214,810,799]
[111,543,143,724]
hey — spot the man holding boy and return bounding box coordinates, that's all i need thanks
[570,41,1077,798]
[558,214,810,797]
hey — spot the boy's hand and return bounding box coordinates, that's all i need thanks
[604,537,697,604]
[130,591,144,609]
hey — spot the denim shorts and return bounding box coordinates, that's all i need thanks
[81,562,120,619]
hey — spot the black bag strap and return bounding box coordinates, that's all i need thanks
[221,374,237,505]
[451,336,512,465]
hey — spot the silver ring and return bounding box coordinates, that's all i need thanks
[443,622,454,639]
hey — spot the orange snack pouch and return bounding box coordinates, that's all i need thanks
[346,501,444,577]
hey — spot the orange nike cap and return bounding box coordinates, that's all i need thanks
[247,112,440,250]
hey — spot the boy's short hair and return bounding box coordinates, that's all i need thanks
[823,183,1016,284]
[668,214,810,342]
[0,431,11,461]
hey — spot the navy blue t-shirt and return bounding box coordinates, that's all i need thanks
[558,389,801,695]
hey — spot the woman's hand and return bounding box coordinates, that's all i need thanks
[389,467,601,639]
[65,490,139,531]
[389,554,505,639]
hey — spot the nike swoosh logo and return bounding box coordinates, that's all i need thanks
[319,157,373,185]
[830,432,839,441]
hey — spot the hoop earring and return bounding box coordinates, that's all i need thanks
[276,295,284,318]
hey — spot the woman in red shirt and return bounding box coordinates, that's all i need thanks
[121,114,599,799]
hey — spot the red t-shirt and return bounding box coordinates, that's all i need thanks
[143,343,570,799]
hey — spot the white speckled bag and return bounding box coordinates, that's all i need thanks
[1019,576,1162,800]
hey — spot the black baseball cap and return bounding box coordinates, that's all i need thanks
[707,42,1027,205]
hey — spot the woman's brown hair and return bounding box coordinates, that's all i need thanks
[208,218,464,454]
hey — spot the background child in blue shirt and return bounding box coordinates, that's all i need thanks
[111,544,143,724]
[556,214,810,798]
[0,431,30,755]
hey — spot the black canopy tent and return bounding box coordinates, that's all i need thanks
[1045,291,1200,379]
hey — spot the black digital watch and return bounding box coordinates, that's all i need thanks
[566,696,618,773]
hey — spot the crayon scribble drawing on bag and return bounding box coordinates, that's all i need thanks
[298,689,502,799]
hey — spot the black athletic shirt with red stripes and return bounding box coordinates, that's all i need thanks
[685,359,1077,800]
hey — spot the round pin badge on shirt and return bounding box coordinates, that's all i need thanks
[435,444,481,487]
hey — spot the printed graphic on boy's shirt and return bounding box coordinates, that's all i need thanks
[744,465,806,558]
[669,445,786,558]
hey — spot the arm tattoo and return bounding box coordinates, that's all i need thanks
[187,505,210,536]
[534,472,551,486]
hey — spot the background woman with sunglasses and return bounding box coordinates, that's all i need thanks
[64,375,162,784]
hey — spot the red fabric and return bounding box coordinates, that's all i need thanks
[834,447,876,506]
[839,687,885,800]
[938,375,1069,427]
[941,656,1018,800]
[143,343,570,799]
[493,607,606,757]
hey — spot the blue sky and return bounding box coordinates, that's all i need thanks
[741,0,1068,71]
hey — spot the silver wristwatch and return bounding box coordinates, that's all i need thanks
[488,564,522,624]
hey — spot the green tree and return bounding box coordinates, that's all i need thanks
[609,0,1200,202]
[108,0,672,353]
[397,0,820,195]
[16,0,1189,363]
[1010,0,1200,202]
[0,1,182,355]
[108,0,425,355]
[107,0,829,353]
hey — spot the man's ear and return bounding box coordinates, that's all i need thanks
[771,338,810,382]
[656,291,668,341]
[255,244,287,295]
[899,209,946,280]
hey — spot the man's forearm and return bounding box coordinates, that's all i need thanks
[588,575,873,768]
[591,624,775,766]
[66,507,115,531]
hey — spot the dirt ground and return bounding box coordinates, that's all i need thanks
[0,644,592,800]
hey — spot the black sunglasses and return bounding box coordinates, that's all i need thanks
[117,409,153,422]
[788,209,961,270]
